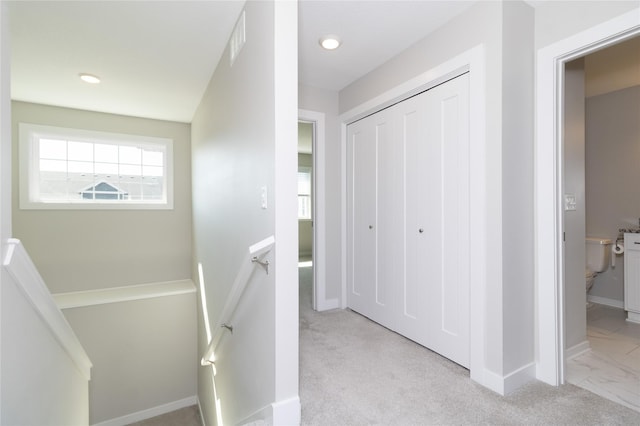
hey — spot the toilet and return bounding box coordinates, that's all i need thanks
[585,237,613,293]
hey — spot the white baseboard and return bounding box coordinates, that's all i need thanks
[503,362,536,395]
[272,396,301,426]
[238,396,300,426]
[587,295,624,309]
[317,297,340,311]
[627,311,640,324]
[565,340,590,360]
[478,363,536,396]
[92,396,198,426]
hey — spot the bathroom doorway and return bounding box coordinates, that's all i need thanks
[562,35,640,412]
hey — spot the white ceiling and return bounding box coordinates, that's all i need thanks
[9,1,245,123]
[9,1,477,123]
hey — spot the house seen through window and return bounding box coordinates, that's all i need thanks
[20,123,173,209]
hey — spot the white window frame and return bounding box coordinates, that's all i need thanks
[297,166,312,221]
[19,123,174,210]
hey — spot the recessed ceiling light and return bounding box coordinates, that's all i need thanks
[319,35,341,50]
[79,73,101,84]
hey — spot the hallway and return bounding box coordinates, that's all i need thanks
[298,266,640,425]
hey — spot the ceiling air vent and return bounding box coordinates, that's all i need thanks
[230,10,246,66]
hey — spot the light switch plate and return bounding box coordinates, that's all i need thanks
[564,193,577,211]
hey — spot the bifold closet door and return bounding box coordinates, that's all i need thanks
[346,110,397,328]
[405,74,470,368]
[347,73,470,369]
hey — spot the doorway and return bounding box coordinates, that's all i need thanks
[534,8,639,387]
[298,109,330,311]
[562,36,640,412]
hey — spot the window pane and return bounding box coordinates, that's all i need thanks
[143,165,163,177]
[95,162,119,175]
[298,195,311,219]
[120,164,142,176]
[40,139,67,160]
[120,146,142,165]
[68,141,93,162]
[143,150,164,166]
[298,171,311,195]
[40,159,67,172]
[68,160,93,174]
[95,143,119,163]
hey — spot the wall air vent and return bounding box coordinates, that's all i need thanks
[230,10,246,67]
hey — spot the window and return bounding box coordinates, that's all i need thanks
[19,123,173,209]
[298,167,312,220]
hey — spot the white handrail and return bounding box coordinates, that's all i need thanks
[201,235,275,366]
[2,239,92,380]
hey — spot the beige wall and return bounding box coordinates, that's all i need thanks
[10,101,196,424]
[586,85,640,303]
[11,101,193,293]
[62,292,197,424]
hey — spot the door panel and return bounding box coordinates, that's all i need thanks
[425,75,470,368]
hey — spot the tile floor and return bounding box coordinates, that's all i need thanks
[566,304,640,412]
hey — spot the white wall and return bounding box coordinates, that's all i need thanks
[1,268,89,425]
[500,0,535,374]
[563,59,588,352]
[586,85,640,303]
[534,1,639,50]
[191,2,298,424]
[11,102,193,293]
[298,85,342,301]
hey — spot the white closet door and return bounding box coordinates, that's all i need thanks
[346,112,390,325]
[417,74,470,368]
[347,73,470,369]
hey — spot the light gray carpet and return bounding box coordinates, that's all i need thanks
[299,266,640,425]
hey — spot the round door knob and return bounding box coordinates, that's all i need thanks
[369,225,374,229]
[419,228,424,233]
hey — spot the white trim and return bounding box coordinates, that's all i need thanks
[53,279,196,310]
[479,363,536,396]
[91,396,198,426]
[237,396,301,426]
[298,109,330,312]
[565,340,590,360]
[503,363,537,395]
[626,311,640,324]
[587,295,624,309]
[2,238,92,380]
[272,396,301,426]
[535,9,640,386]
[339,45,488,389]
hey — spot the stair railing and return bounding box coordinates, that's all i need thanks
[201,235,274,366]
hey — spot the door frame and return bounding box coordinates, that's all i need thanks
[339,45,491,390]
[534,9,639,385]
[299,109,335,311]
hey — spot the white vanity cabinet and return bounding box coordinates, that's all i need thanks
[624,233,640,323]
